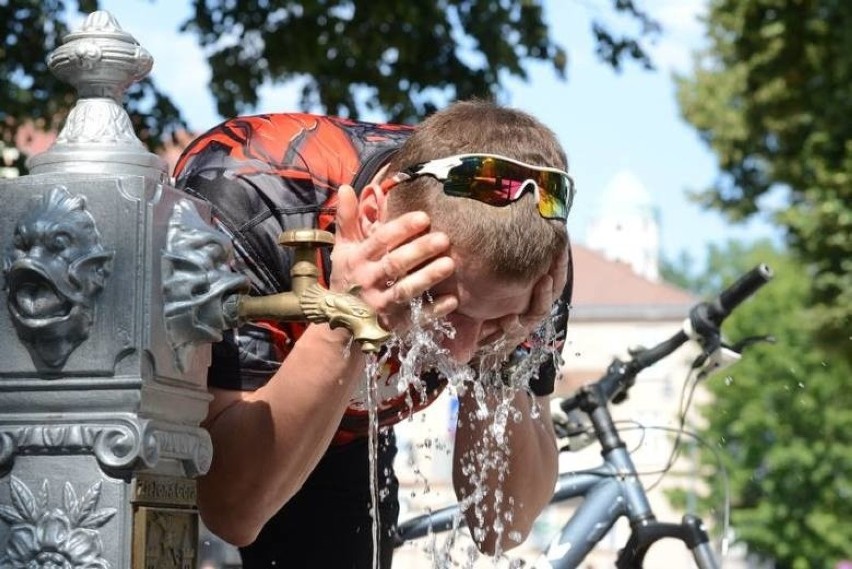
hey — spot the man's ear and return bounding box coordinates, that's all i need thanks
[356,182,389,237]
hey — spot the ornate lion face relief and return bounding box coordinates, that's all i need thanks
[3,186,114,370]
[162,199,249,371]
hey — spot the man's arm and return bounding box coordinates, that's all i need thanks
[452,390,558,554]
[451,246,570,554]
[197,187,457,546]
[198,323,366,546]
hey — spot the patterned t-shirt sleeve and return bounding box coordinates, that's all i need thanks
[172,113,412,392]
[172,114,337,390]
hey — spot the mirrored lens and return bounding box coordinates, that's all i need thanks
[444,156,571,220]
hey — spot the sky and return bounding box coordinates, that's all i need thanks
[85,0,781,269]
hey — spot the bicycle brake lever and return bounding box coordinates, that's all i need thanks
[695,334,775,378]
[731,334,776,352]
[695,343,742,379]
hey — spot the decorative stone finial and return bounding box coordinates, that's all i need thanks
[27,11,167,178]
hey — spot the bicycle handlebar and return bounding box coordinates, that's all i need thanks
[709,263,774,324]
[689,263,774,342]
[562,264,774,412]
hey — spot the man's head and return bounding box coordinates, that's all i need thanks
[383,99,569,283]
[356,100,572,363]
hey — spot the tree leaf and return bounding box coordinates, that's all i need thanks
[0,504,26,524]
[77,481,103,522]
[9,476,38,524]
[79,507,117,529]
[63,481,79,522]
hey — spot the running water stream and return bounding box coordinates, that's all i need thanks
[362,297,564,568]
[365,355,382,569]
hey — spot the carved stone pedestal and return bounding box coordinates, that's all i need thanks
[0,11,230,569]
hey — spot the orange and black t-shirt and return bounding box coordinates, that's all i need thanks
[174,112,570,568]
[174,112,569,447]
[174,113,442,446]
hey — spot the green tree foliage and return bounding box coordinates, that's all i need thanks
[677,0,852,359]
[1,0,659,161]
[673,241,851,568]
[660,250,716,296]
[181,0,660,121]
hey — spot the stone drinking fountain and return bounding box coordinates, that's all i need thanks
[0,11,389,568]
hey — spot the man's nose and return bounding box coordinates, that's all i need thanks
[446,320,484,364]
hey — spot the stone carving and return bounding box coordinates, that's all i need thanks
[137,508,196,569]
[3,186,114,370]
[0,421,211,477]
[49,10,151,149]
[0,424,139,473]
[0,8,211,569]
[148,428,212,478]
[133,475,197,509]
[26,10,164,177]
[0,476,116,568]
[48,11,152,101]
[161,199,249,371]
[56,99,142,146]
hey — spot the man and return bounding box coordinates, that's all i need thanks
[173,99,574,568]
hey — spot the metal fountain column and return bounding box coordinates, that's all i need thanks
[0,10,390,569]
[0,11,216,569]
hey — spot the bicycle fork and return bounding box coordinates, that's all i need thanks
[538,384,719,569]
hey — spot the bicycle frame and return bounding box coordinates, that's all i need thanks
[396,265,773,569]
[538,382,719,569]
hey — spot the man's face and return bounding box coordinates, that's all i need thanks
[429,254,539,364]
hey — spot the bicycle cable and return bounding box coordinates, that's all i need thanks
[643,359,704,493]
[553,418,734,563]
[560,356,734,559]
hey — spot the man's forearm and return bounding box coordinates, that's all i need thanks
[198,323,365,546]
[452,389,558,555]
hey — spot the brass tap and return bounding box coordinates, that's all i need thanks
[225,229,390,353]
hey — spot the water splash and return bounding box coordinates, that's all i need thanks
[384,296,564,566]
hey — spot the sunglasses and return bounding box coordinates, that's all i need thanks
[380,154,575,221]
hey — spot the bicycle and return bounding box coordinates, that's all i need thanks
[394,264,775,568]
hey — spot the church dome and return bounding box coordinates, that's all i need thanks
[599,170,658,220]
[585,169,661,281]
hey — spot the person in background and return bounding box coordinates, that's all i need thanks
[173,99,575,568]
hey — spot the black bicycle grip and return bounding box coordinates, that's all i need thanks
[707,264,773,324]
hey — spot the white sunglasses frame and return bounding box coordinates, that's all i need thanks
[392,153,574,220]
[404,153,571,181]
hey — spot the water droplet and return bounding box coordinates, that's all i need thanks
[383,298,559,563]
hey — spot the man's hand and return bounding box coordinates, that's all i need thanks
[475,246,570,365]
[330,185,458,332]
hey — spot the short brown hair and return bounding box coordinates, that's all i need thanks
[386,100,569,281]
